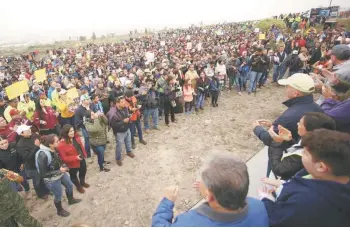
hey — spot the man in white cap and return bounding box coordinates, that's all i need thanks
[253,73,322,175]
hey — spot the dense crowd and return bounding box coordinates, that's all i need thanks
[0,10,350,227]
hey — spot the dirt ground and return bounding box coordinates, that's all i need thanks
[24,83,286,227]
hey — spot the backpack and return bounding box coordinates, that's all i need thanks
[35,150,52,174]
[289,56,303,71]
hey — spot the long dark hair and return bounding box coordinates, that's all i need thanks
[35,99,45,122]
[60,124,73,144]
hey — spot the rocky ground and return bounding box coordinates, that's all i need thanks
[24,83,287,227]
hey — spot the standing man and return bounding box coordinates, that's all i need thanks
[248,47,266,94]
[273,46,287,82]
[108,97,135,166]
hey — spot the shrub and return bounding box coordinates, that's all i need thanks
[255,19,286,32]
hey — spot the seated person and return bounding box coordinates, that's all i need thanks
[259,129,350,226]
[152,153,268,227]
[320,83,350,134]
[267,112,335,180]
[253,74,322,147]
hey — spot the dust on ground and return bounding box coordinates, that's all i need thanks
[24,84,286,227]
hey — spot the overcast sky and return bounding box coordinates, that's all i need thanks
[1,0,349,43]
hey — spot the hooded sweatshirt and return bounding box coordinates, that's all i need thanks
[263,169,350,226]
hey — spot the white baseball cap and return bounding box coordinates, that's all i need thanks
[16,124,31,135]
[278,73,315,93]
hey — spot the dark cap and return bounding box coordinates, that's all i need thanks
[331,44,350,61]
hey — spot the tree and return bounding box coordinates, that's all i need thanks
[134,29,138,34]
[145,28,148,34]
[92,32,96,40]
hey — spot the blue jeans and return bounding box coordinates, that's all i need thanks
[115,129,132,161]
[196,93,205,109]
[248,71,263,93]
[9,170,30,192]
[92,145,106,170]
[45,173,73,203]
[144,108,159,130]
[81,128,91,158]
[60,116,75,127]
[273,65,287,82]
[130,119,143,144]
[26,169,50,198]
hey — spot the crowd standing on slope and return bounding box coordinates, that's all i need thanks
[0,11,350,227]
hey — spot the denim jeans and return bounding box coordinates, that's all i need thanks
[26,169,50,197]
[259,70,269,86]
[144,108,159,130]
[273,64,287,82]
[80,128,91,158]
[92,145,106,170]
[130,119,143,144]
[248,71,263,93]
[9,170,30,192]
[196,93,205,109]
[45,173,73,203]
[60,116,75,127]
[115,129,132,161]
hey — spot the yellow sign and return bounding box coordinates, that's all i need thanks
[34,69,47,82]
[67,88,79,100]
[259,34,266,40]
[5,80,29,100]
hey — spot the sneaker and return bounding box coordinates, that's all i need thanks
[145,129,150,133]
[132,143,136,149]
[238,92,242,96]
[153,127,160,130]
[139,139,147,145]
[127,152,135,158]
[159,116,163,120]
[87,157,93,164]
[100,168,111,172]
[116,160,123,166]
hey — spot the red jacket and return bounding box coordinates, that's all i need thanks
[33,106,58,131]
[0,125,17,143]
[57,134,87,169]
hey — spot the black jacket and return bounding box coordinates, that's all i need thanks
[36,149,63,179]
[254,95,323,146]
[268,141,303,180]
[16,136,40,170]
[110,107,130,134]
[74,105,91,130]
[250,54,266,73]
[0,143,22,173]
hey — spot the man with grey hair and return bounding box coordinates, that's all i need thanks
[151,153,268,227]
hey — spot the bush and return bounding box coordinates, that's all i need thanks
[337,18,350,31]
[255,19,286,32]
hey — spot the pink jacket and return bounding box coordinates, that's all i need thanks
[183,85,194,102]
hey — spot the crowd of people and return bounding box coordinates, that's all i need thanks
[0,9,350,226]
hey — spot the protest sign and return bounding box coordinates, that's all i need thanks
[186,42,192,50]
[259,33,266,40]
[5,80,29,100]
[254,28,260,33]
[160,41,165,46]
[67,88,79,100]
[145,52,155,62]
[34,69,47,83]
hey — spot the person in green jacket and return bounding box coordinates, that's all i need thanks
[85,112,110,172]
[0,169,42,227]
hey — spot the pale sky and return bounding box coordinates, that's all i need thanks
[1,0,349,44]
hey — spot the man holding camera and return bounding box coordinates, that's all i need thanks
[108,97,135,167]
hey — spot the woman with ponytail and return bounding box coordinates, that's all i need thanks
[36,134,81,217]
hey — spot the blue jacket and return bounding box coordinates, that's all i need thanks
[254,95,322,146]
[263,169,350,226]
[321,98,350,134]
[152,197,268,227]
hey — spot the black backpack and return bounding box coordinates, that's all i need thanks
[289,55,303,71]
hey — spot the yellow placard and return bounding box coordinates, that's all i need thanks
[34,69,47,82]
[259,34,266,40]
[67,88,79,100]
[5,80,29,100]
